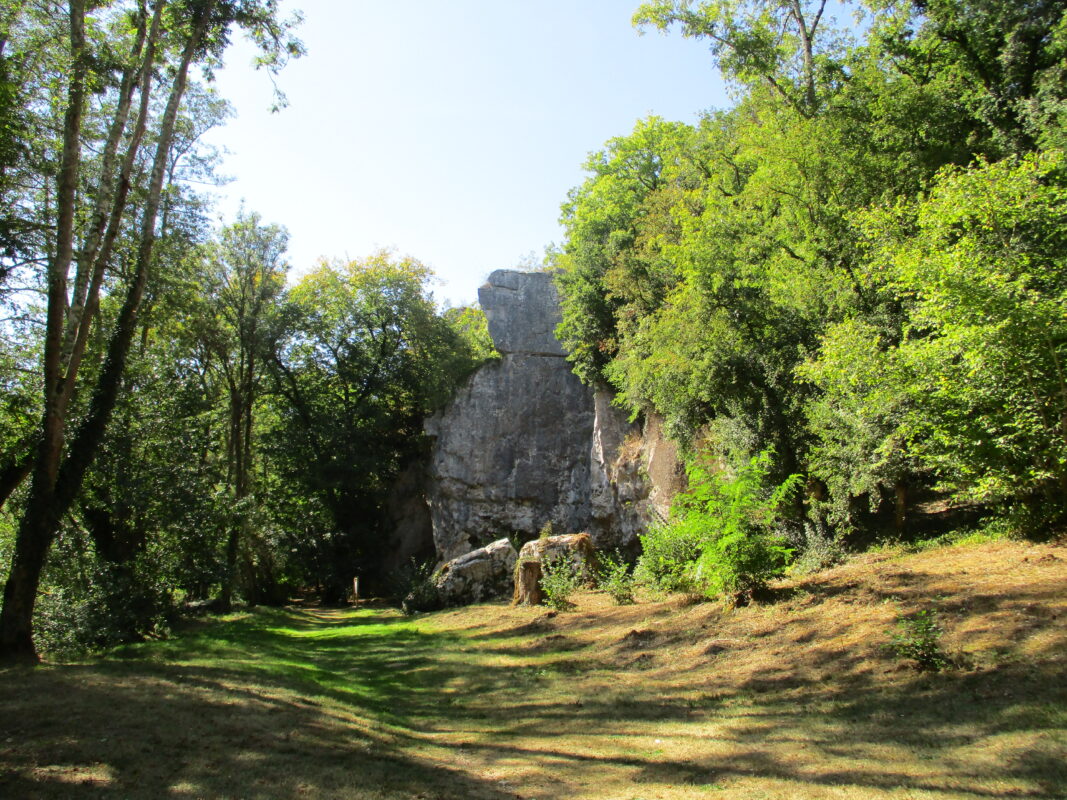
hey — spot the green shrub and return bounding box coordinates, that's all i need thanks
[597,549,636,605]
[693,524,794,602]
[636,449,799,603]
[34,558,177,659]
[634,519,703,593]
[539,554,581,610]
[788,518,846,576]
[393,558,442,615]
[890,609,951,672]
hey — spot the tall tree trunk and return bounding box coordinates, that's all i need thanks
[0,2,161,516]
[220,352,259,609]
[220,382,247,610]
[0,0,87,664]
[61,3,150,365]
[0,3,213,664]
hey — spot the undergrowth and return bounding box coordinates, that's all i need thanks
[596,550,635,605]
[636,450,799,603]
[889,609,952,672]
[539,554,581,610]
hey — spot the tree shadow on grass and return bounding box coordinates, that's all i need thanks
[0,608,519,800]
[4,599,1065,799]
[160,604,1067,798]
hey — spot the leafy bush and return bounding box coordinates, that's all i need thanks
[787,517,846,576]
[634,519,704,593]
[597,549,636,605]
[34,557,177,659]
[539,554,581,610]
[637,450,799,603]
[393,558,442,615]
[890,609,951,672]
[693,523,795,602]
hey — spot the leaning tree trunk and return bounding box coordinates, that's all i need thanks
[0,0,88,664]
[0,4,161,518]
[0,3,212,664]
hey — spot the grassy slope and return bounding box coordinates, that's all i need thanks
[1,537,1065,800]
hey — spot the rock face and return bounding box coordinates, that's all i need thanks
[433,538,518,606]
[588,394,687,553]
[478,270,565,357]
[419,268,686,571]
[426,271,596,562]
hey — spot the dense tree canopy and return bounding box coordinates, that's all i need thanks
[0,1,492,661]
[555,0,1067,538]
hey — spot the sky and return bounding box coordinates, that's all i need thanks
[203,0,731,308]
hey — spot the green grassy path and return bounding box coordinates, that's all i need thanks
[0,606,519,799]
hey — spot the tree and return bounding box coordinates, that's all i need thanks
[0,0,302,664]
[864,151,1067,506]
[867,0,1067,156]
[267,253,481,600]
[634,0,853,117]
[195,212,288,607]
[555,117,694,384]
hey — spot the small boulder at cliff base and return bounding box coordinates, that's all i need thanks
[432,538,518,607]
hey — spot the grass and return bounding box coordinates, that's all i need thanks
[1,537,1066,799]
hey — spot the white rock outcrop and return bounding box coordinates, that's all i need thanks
[416,269,685,569]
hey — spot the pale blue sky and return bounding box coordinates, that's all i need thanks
[205,0,731,307]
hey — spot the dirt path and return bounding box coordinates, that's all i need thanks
[2,538,1066,799]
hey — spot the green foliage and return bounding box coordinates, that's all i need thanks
[634,519,705,594]
[394,559,442,616]
[34,535,178,659]
[633,0,854,116]
[787,518,845,576]
[539,554,582,611]
[814,152,1067,508]
[890,609,951,672]
[443,305,498,366]
[800,319,917,528]
[268,251,482,597]
[555,0,1067,540]
[596,549,636,605]
[638,450,799,601]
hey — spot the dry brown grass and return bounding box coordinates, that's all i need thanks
[2,537,1066,799]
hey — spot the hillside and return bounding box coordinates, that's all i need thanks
[2,536,1065,799]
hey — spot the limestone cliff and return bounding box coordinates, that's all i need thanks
[407,269,685,566]
[425,271,594,562]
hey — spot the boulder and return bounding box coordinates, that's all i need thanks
[433,538,518,607]
[513,532,598,606]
